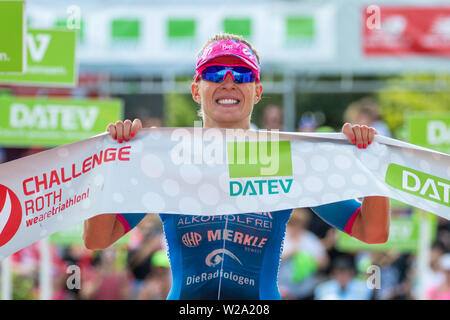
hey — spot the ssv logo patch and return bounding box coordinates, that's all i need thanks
[205,249,243,267]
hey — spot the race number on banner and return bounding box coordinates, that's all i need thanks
[0,128,449,258]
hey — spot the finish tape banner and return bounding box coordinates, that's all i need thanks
[0,128,449,258]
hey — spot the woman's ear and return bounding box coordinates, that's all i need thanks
[254,83,263,104]
[191,82,201,104]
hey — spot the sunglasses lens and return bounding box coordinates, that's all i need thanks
[233,67,255,83]
[202,66,255,83]
[201,66,223,82]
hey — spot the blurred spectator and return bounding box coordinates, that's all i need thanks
[54,245,95,300]
[344,97,391,137]
[137,250,172,300]
[80,247,132,300]
[52,270,73,300]
[307,209,333,240]
[369,252,413,300]
[436,218,450,252]
[305,209,348,277]
[0,147,5,163]
[142,117,163,128]
[427,253,450,300]
[11,245,38,272]
[128,214,161,250]
[127,228,165,299]
[297,115,318,132]
[10,272,37,300]
[262,105,283,130]
[279,208,328,299]
[21,146,47,158]
[424,241,447,293]
[314,256,371,300]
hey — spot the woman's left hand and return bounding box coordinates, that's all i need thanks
[341,122,378,149]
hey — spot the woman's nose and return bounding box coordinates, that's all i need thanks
[222,71,234,85]
[222,71,235,84]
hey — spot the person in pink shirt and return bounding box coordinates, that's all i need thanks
[427,253,450,300]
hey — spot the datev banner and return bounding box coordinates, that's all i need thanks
[0,128,449,258]
[0,95,123,147]
[408,113,450,154]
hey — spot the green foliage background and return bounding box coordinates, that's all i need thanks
[377,74,450,138]
[164,93,201,127]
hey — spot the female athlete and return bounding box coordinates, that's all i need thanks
[83,33,390,300]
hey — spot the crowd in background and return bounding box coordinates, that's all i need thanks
[0,96,449,300]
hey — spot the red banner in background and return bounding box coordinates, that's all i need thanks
[363,6,450,56]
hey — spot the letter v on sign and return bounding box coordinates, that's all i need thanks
[27,34,51,63]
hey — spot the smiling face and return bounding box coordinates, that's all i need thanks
[191,56,263,129]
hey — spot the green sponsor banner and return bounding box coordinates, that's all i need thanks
[227,141,293,178]
[0,95,123,147]
[0,28,77,87]
[337,210,437,252]
[223,18,252,38]
[50,222,129,246]
[167,18,196,39]
[408,114,450,154]
[0,0,26,73]
[286,16,315,38]
[385,163,450,207]
[285,15,315,48]
[111,18,141,42]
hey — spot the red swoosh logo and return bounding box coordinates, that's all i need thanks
[0,185,22,247]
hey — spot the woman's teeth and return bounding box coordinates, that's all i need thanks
[217,99,239,105]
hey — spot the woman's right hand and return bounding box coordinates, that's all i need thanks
[83,118,143,251]
[106,119,143,143]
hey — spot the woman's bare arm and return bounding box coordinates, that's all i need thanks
[83,214,125,250]
[82,119,143,250]
[350,196,390,244]
[341,123,391,244]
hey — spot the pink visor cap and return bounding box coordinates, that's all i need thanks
[195,39,260,82]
